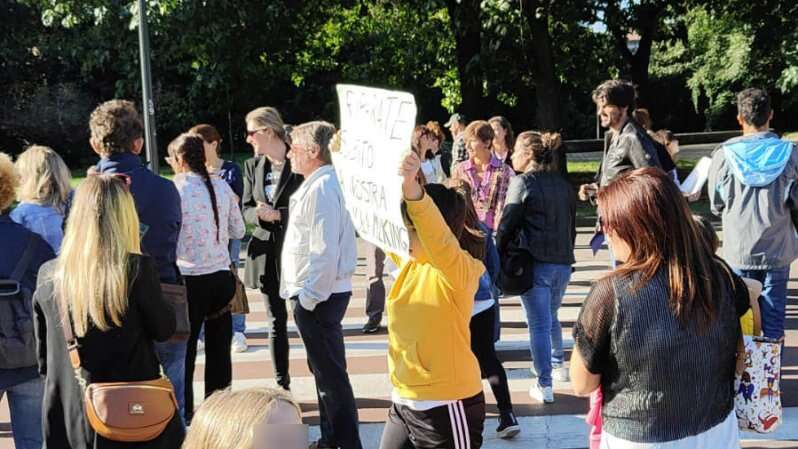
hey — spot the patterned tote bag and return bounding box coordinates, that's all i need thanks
[734,335,782,433]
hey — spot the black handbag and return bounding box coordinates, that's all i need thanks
[498,231,535,296]
[161,281,189,342]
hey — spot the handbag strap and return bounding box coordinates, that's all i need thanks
[54,286,170,386]
[54,294,83,371]
[53,294,90,391]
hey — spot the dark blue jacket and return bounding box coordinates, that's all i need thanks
[0,214,55,387]
[475,224,499,302]
[95,153,182,283]
[217,160,244,200]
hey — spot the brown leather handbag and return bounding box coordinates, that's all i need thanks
[228,264,250,315]
[160,282,190,341]
[57,300,178,442]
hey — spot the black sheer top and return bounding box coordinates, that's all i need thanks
[573,260,750,442]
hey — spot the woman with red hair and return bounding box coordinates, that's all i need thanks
[570,168,750,448]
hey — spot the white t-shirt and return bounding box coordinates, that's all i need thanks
[601,411,739,449]
[391,389,456,411]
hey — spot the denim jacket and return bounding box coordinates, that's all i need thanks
[10,202,65,253]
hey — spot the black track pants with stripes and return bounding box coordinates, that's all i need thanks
[378,392,485,449]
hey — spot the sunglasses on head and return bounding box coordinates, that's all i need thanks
[88,172,132,191]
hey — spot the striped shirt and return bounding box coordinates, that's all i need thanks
[452,155,515,231]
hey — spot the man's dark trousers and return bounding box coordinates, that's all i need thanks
[365,244,386,321]
[293,292,363,449]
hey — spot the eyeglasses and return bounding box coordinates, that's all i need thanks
[246,128,267,138]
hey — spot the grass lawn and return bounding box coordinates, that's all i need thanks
[566,158,712,225]
[69,154,713,228]
[69,152,255,187]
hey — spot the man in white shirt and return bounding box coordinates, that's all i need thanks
[280,121,362,449]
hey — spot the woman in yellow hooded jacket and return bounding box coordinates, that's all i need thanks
[379,151,487,449]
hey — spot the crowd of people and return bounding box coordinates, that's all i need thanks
[0,79,795,449]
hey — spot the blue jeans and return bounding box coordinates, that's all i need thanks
[230,238,245,334]
[735,267,789,340]
[520,263,572,388]
[0,376,43,449]
[550,284,566,368]
[155,340,187,423]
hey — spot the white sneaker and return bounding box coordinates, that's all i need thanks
[197,339,205,353]
[231,332,248,353]
[530,384,554,403]
[554,365,570,382]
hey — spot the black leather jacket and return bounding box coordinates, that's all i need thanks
[596,119,661,187]
[496,171,576,266]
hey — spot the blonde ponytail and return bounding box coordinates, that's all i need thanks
[55,175,141,336]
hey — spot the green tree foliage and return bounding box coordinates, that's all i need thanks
[2,0,796,164]
[650,7,752,128]
[778,30,798,103]
[650,4,798,130]
[289,2,455,120]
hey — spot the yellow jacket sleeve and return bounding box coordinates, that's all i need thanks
[405,193,484,292]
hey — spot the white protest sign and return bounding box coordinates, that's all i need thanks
[679,156,712,196]
[332,84,416,257]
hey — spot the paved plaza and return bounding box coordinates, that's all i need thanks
[2,225,797,448]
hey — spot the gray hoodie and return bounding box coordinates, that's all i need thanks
[708,131,798,269]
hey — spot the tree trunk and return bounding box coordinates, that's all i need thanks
[445,0,483,120]
[521,0,566,174]
[609,3,662,108]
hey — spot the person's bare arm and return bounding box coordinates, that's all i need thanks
[742,278,763,336]
[400,151,423,201]
[570,346,601,396]
[736,277,762,374]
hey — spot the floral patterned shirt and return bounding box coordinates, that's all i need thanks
[452,155,515,231]
[173,173,245,276]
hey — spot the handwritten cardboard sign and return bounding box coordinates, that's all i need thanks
[333,84,417,257]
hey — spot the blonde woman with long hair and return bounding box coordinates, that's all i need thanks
[11,145,71,252]
[241,107,304,391]
[183,387,305,449]
[32,174,185,449]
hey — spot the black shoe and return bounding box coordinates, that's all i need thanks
[309,440,336,449]
[496,411,520,439]
[362,316,381,334]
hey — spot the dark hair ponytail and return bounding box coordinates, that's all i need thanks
[168,133,220,241]
[417,182,485,261]
[516,131,562,173]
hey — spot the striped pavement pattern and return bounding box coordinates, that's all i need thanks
[3,227,798,448]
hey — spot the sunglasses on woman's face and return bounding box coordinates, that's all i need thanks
[246,128,264,138]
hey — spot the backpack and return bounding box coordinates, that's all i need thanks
[0,235,39,369]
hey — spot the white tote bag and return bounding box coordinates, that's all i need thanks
[734,335,782,433]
